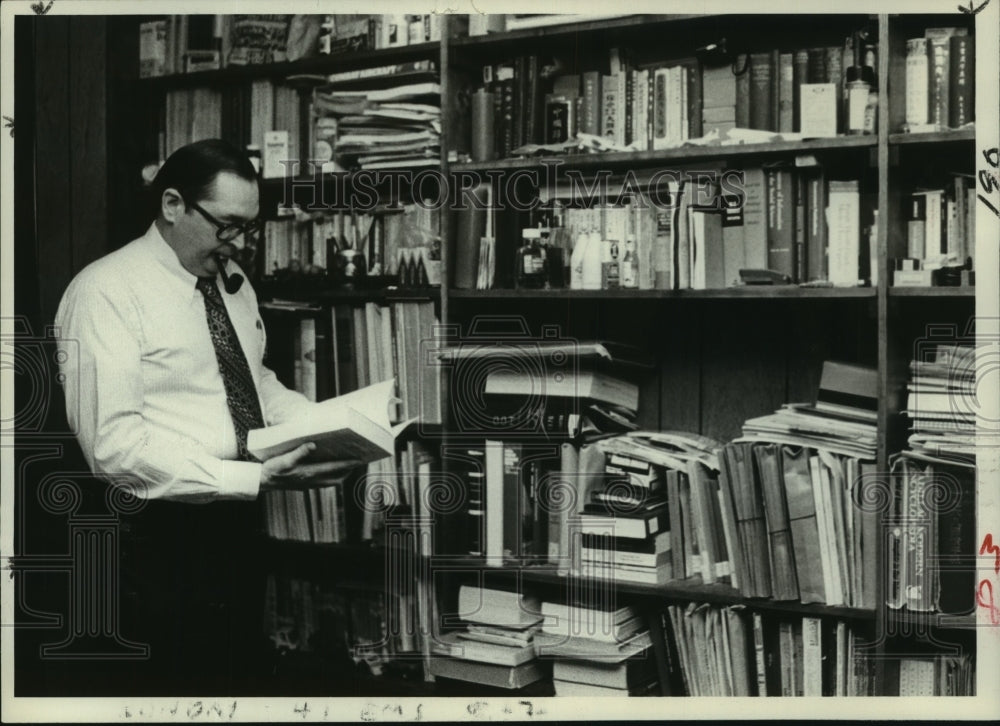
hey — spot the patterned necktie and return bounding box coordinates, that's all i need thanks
[196,276,265,461]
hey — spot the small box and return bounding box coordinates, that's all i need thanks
[892,269,935,286]
[263,130,290,179]
[799,83,838,138]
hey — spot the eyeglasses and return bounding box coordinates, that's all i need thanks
[189,201,263,243]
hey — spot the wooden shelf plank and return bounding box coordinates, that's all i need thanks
[481,566,877,621]
[888,286,976,297]
[888,128,977,145]
[451,14,705,47]
[258,281,440,304]
[887,610,978,631]
[449,287,876,300]
[138,42,440,90]
[452,136,877,173]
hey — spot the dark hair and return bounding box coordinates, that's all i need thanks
[151,138,258,213]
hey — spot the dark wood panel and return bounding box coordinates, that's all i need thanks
[15,16,40,331]
[699,303,788,443]
[69,17,108,271]
[657,304,701,433]
[33,16,72,327]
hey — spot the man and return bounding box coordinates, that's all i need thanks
[55,139,357,694]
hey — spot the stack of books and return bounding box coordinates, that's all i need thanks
[905,342,976,464]
[312,68,441,171]
[536,601,659,696]
[574,431,722,585]
[429,585,549,689]
[739,361,878,460]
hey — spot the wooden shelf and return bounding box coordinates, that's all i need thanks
[258,280,440,304]
[482,566,876,621]
[887,610,978,631]
[451,14,705,48]
[138,42,440,90]
[888,286,976,298]
[452,136,877,173]
[449,287,877,300]
[888,128,977,145]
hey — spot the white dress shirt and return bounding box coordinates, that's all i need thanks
[55,223,309,502]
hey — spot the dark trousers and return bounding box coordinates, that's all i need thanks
[116,498,270,695]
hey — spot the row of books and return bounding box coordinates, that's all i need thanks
[158,80,299,175]
[264,573,420,673]
[475,36,876,160]
[319,14,453,55]
[904,29,975,132]
[139,15,452,78]
[261,203,442,283]
[570,168,870,289]
[259,300,440,543]
[454,168,874,292]
[431,583,976,696]
[898,178,976,286]
[662,603,873,696]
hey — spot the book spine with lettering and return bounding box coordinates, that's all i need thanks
[925,28,956,128]
[826,179,860,286]
[580,70,602,136]
[948,35,974,128]
[794,172,807,283]
[742,167,768,270]
[601,73,618,143]
[766,168,795,278]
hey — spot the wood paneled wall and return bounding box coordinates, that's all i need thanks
[19,16,109,331]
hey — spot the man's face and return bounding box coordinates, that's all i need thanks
[173,172,259,278]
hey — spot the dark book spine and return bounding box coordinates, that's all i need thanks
[686,59,703,139]
[769,50,781,134]
[794,171,807,283]
[624,65,634,146]
[525,54,541,145]
[581,70,601,135]
[766,168,795,277]
[735,63,751,128]
[948,35,974,128]
[778,52,794,133]
[927,38,950,128]
[806,47,826,84]
[499,71,515,158]
[792,50,809,132]
[513,56,526,151]
[937,467,975,614]
[748,52,774,131]
[806,170,827,281]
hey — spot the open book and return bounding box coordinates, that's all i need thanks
[246,379,412,464]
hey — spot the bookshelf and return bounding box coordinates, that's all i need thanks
[121,10,988,698]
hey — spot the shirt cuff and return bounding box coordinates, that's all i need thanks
[220,459,263,500]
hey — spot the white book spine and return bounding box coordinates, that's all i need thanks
[905,38,929,127]
[826,181,860,286]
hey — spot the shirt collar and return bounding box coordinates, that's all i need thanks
[140,222,216,303]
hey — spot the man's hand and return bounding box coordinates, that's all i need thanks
[259,443,362,491]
